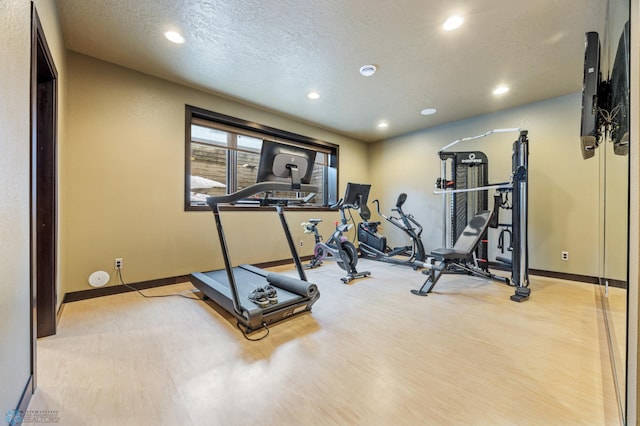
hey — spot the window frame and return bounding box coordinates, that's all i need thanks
[185,105,339,211]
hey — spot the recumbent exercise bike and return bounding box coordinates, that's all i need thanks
[357,192,428,270]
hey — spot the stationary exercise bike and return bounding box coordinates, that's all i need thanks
[301,219,326,269]
[357,193,428,269]
[302,199,371,283]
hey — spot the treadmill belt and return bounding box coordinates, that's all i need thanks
[199,268,303,312]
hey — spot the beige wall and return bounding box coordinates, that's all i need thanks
[369,94,603,277]
[1,0,68,413]
[61,52,369,294]
[0,0,33,412]
[64,52,621,287]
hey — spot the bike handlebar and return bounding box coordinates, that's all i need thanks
[330,198,344,209]
[331,198,360,211]
[373,196,423,237]
[372,199,385,218]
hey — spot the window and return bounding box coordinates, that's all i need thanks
[185,105,338,210]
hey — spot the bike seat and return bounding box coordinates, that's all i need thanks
[308,218,322,224]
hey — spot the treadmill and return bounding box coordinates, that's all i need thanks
[190,141,321,334]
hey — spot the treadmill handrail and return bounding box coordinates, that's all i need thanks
[207,182,319,208]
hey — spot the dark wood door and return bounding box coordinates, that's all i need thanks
[32,10,58,339]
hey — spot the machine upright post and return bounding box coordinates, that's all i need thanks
[441,158,448,248]
[518,131,529,288]
[510,130,531,302]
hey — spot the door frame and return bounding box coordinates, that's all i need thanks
[30,3,58,388]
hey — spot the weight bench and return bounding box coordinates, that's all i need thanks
[411,210,510,296]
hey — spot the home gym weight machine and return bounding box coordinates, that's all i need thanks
[411,128,530,302]
[436,150,492,272]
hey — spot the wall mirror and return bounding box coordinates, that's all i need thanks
[598,0,630,422]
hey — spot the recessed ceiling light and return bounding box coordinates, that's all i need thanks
[377,122,388,128]
[443,16,464,31]
[307,91,320,99]
[492,85,510,95]
[164,31,185,44]
[359,65,377,77]
[420,108,437,116]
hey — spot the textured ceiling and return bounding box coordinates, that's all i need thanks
[56,0,607,142]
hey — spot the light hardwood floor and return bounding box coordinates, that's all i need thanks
[26,259,623,425]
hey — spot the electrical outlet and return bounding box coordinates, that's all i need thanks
[561,251,569,261]
[115,258,123,269]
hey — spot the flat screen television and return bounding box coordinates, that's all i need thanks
[580,31,602,159]
[256,140,316,190]
[609,21,630,156]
